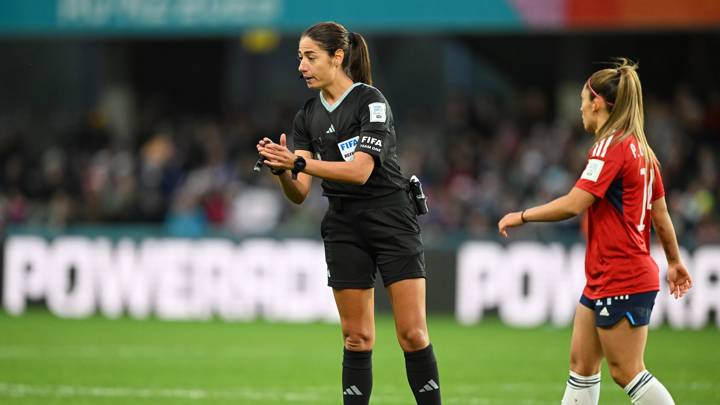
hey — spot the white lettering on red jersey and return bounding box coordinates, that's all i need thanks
[574,134,665,299]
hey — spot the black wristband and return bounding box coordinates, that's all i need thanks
[520,210,527,223]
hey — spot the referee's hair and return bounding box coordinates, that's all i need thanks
[302,22,373,86]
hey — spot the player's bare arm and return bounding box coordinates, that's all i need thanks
[498,187,596,238]
[651,196,692,298]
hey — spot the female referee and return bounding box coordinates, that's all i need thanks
[498,59,692,405]
[257,22,441,405]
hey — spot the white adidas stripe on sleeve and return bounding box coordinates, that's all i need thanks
[600,135,614,158]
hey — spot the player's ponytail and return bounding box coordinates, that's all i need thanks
[302,22,373,85]
[587,58,659,169]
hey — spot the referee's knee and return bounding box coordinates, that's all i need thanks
[397,327,429,352]
[343,330,375,352]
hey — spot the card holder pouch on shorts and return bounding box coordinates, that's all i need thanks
[408,175,429,215]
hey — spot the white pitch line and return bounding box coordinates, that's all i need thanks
[0,345,283,359]
[0,383,560,405]
[1,382,716,405]
[0,383,322,402]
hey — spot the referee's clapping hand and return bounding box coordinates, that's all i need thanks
[258,134,295,171]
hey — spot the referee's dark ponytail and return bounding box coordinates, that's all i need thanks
[347,32,372,86]
[302,22,373,86]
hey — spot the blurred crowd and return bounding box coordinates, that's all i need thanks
[1,85,718,246]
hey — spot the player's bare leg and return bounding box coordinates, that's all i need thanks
[333,288,375,405]
[388,278,441,405]
[562,304,603,404]
[598,319,675,404]
[597,318,646,387]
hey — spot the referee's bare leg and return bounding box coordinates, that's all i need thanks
[388,278,442,404]
[334,288,375,405]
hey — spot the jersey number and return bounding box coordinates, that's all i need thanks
[637,167,654,232]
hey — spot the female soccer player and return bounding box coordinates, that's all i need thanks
[257,22,441,405]
[498,59,692,405]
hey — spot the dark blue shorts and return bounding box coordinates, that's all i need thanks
[579,291,658,328]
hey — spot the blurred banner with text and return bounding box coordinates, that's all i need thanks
[1,0,719,36]
[3,235,718,329]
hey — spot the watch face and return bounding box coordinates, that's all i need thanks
[293,156,306,172]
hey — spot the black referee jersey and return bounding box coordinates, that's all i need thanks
[292,82,408,199]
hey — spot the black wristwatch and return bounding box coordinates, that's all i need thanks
[291,156,306,180]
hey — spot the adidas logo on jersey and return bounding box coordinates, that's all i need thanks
[326,124,335,134]
[418,379,439,393]
[343,386,363,396]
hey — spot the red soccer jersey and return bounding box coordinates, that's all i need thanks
[574,133,665,299]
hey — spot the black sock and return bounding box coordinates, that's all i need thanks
[404,343,441,405]
[342,348,372,405]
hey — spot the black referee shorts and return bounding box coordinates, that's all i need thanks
[321,190,425,289]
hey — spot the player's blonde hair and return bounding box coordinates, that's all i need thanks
[586,58,659,170]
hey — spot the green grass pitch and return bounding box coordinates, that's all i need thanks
[0,310,718,404]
